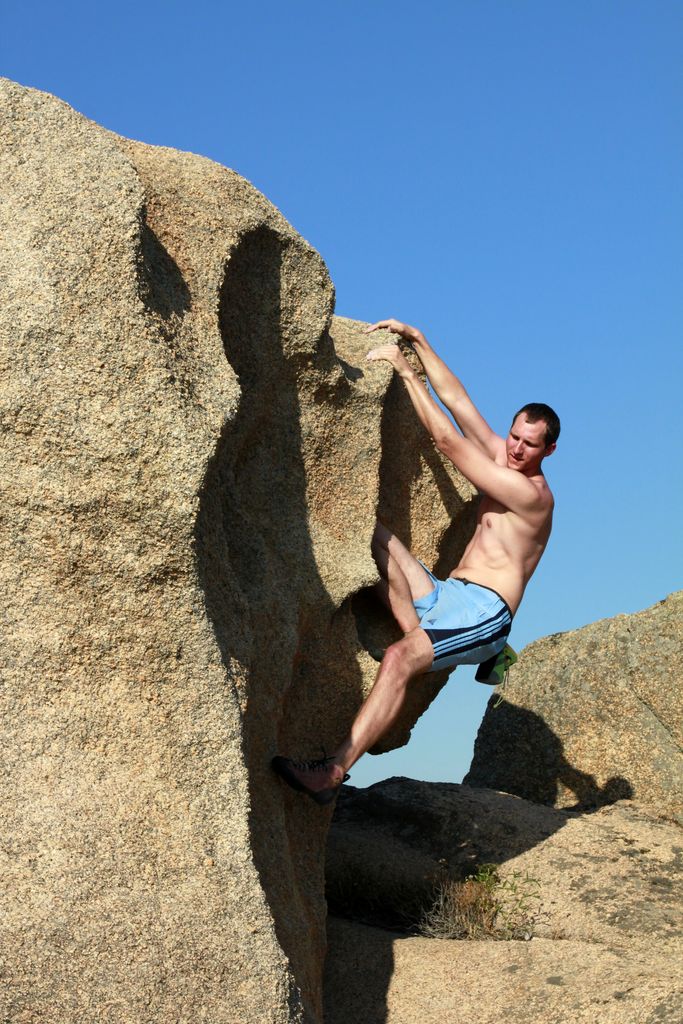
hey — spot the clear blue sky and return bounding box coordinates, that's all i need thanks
[4,1,682,786]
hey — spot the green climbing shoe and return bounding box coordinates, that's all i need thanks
[475,643,517,686]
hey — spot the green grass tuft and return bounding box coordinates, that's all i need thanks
[418,864,542,941]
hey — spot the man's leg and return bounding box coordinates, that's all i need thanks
[371,521,434,633]
[271,521,436,804]
[272,627,434,803]
[332,627,434,771]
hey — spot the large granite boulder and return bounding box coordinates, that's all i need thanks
[325,778,683,1023]
[0,79,476,1023]
[465,592,683,822]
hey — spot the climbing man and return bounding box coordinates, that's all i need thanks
[272,318,559,804]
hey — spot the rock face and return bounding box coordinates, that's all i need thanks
[465,592,683,823]
[325,779,683,1023]
[0,79,477,1023]
[327,778,683,942]
[325,917,683,1024]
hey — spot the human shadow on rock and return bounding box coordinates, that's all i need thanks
[464,699,634,812]
[323,734,634,1024]
[375,374,475,559]
[194,225,365,1023]
[325,702,632,946]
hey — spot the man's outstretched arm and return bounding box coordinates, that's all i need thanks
[367,343,539,514]
[365,319,504,460]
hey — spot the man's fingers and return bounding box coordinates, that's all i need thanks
[366,343,400,361]
[363,319,402,335]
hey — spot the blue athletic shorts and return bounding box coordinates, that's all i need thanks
[413,564,513,673]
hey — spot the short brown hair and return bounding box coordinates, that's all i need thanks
[511,403,560,447]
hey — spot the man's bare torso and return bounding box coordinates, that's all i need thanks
[450,475,554,616]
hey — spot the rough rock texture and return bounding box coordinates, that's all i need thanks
[325,919,683,1024]
[325,779,683,1022]
[0,79,477,1023]
[465,592,683,822]
[327,779,683,941]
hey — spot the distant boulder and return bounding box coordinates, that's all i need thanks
[465,592,683,822]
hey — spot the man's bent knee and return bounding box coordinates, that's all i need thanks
[383,630,433,676]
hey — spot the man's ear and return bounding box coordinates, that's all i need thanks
[543,442,557,458]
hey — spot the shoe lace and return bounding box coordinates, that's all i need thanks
[293,749,334,772]
[493,667,510,709]
[292,749,350,782]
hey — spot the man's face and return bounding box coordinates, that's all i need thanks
[505,414,555,474]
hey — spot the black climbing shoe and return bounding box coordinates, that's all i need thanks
[271,752,349,806]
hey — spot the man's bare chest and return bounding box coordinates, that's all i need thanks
[477,493,509,525]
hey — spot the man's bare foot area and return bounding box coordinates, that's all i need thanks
[271,753,349,806]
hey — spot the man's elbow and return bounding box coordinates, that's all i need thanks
[434,432,458,460]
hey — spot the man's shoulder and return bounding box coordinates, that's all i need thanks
[530,473,554,510]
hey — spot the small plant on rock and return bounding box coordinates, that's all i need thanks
[418,863,541,941]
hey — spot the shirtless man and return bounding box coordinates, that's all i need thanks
[272,318,559,804]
